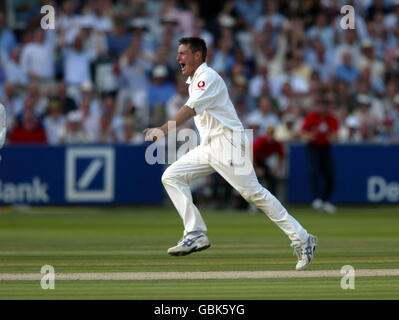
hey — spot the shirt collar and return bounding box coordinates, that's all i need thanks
[186,62,207,84]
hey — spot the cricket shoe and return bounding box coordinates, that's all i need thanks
[167,234,211,256]
[312,198,323,211]
[322,202,337,214]
[292,234,318,271]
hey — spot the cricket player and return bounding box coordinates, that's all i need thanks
[0,102,6,150]
[144,37,317,270]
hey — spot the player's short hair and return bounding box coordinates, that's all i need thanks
[178,37,207,62]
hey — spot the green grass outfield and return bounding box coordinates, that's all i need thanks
[0,205,398,299]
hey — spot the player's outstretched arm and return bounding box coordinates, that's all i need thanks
[143,105,196,141]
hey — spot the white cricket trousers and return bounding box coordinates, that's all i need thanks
[161,129,309,247]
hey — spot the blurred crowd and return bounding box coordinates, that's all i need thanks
[1,0,399,150]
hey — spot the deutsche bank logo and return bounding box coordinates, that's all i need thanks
[66,147,115,202]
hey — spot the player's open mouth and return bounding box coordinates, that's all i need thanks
[180,63,186,72]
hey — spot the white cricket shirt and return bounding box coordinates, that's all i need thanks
[185,63,244,143]
[0,103,6,148]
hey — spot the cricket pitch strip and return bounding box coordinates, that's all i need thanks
[1,269,399,281]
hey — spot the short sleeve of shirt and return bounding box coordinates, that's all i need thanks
[185,73,218,114]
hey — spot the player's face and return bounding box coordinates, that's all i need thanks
[177,44,196,77]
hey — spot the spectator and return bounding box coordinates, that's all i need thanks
[357,40,386,93]
[62,34,98,86]
[218,15,237,47]
[99,95,124,141]
[1,46,28,87]
[255,1,286,33]
[20,28,56,82]
[270,58,309,106]
[246,96,280,134]
[119,0,149,22]
[118,45,152,95]
[57,82,78,114]
[189,18,214,47]
[377,115,399,144]
[301,98,339,214]
[58,110,94,144]
[0,0,397,153]
[211,36,235,74]
[128,18,157,60]
[252,24,288,80]
[119,115,145,144]
[22,82,49,117]
[235,97,252,131]
[154,44,178,81]
[0,12,17,54]
[161,0,195,36]
[334,80,356,113]
[253,125,285,197]
[166,75,192,130]
[8,109,47,144]
[79,92,100,140]
[86,1,113,33]
[274,81,300,112]
[292,49,313,85]
[389,94,399,138]
[275,113,301,143]
[351,94,379,140]
[306,12,335,50]
[360,80,386,124]
[124,91,150,132]
[43,99,66,145]
[148,65,176,127]
[386,23,399,48]
[56,0,80,45]
[333,29,361,68]
[305,38,334,83]
[384,0,399,31]
[232,48,254,79]
[366,0,390,21]
[78,16,108,59]
[156,14,182,52]
[235,0,264,28]
[381,80,399,116]
[107,18,132,59]
[335,51,359,85]
[249,62,271,100]
[97,112,118,143]
[338,115,363,143]
[80,81,101,117]
[286,17,306,51]
[230,74,256,113]
[368,14,387,60]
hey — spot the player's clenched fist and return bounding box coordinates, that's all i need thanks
[143,127,165,142]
